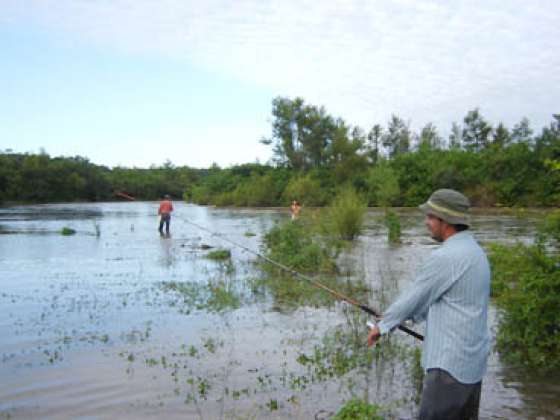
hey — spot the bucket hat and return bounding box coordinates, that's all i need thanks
[419,189,470,226]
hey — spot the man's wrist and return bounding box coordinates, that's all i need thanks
[377,321,390,335]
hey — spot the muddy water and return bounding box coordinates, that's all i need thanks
[0,202,557,419]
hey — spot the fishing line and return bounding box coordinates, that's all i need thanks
[114,192,423,341]
[174,213,424,342]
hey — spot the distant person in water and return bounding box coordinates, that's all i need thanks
[158,194,173,235]
[290,200,301,220]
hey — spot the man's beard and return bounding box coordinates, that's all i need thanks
[430,231,444,242]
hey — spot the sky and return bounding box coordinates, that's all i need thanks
[1,0,559,169]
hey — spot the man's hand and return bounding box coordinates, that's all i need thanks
[367,324,381,347]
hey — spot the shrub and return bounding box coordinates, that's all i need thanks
[282,173,326,206]
[333,399,384,420]
[384,210,401,244]
[489,210,560,371]
[366,159,400,207]
[61,227,76,235]
[262,220,337,274]
[326,187,367,241]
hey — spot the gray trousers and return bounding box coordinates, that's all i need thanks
[418,369,481,420]
[159,213,171,233]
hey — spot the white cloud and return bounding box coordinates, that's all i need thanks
[4,0,560,135]
[80,119,271,169]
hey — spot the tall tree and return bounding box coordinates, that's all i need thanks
[448,122,462,149]
[367,124,383,164]
[492,122,511,149]
[511,117,533,145]
[261,97,338,171]
[327,122,368,185]
[418,122,442,150]
[382,115,410,158]
[462,108,492,151]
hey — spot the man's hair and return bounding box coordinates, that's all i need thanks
[453,224,469,232]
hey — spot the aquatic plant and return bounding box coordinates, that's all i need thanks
[489,210,560,371]
[262,220,337,274]
[248,273,370,311]
[384,210,401,244]
[333,399,384,420]
[61,227,76,235]
[206,249,232,260]
[326,186,367,241]
[265,399,279,411]
[159,280,240,313]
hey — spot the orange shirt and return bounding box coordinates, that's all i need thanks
[158,200,173,214]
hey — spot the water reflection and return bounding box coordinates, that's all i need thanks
[158,235,174,267]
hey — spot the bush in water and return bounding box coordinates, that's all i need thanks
[384,210,401,244]
[326,186,367,241]
[263,220,337,274]
[333,399,384,420]
[61,227,76,235]
[489,210,560,371]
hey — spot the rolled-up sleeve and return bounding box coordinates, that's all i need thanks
[378,251,453,335]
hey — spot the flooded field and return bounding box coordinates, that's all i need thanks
[0,202,558,419]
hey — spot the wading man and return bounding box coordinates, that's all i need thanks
[367,189,490,420]
[158,194,174,236]
[290,200,301,220]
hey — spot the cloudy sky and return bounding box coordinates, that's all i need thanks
[1,0,559,168]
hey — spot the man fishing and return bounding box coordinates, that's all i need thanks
[158,194,174,236]
[367,189,490,420]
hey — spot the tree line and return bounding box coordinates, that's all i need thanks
[0,153,201,203]
[1,97,558,207]
[190,97,559,207]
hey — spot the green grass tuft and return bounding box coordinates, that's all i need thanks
[61,227,76,236]
[206,249,231,260]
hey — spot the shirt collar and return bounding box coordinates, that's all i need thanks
[444,230,470,244]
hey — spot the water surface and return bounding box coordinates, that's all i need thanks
[0,202,557,419]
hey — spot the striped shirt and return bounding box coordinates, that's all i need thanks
[378,231,491,384]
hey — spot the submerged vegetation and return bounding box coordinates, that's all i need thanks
[489,210,560,371]
[205,249,231,260]
[333,399,384,420]
[326,187,367,241]
[159,280,241,314]
[384,210,402,244]
[61,227,76,236]
[261,187,367,276]
[262,220,338,275]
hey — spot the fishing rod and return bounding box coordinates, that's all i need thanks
[175,214,424,342]
[114,193,423,341]
[114,191,136,201]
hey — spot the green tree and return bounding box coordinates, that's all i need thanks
[366,159,400,206]
[534,115,560,205]
[418,122,442,151]
[462,108,492,152]
[511,117,533,145]
[448,121,462,149]
[327,123,369,186]
[262,97,339,171]
[283,173,326,206]
[491,122,511,149]
[367,124,383,164]
[382,115,410,158]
